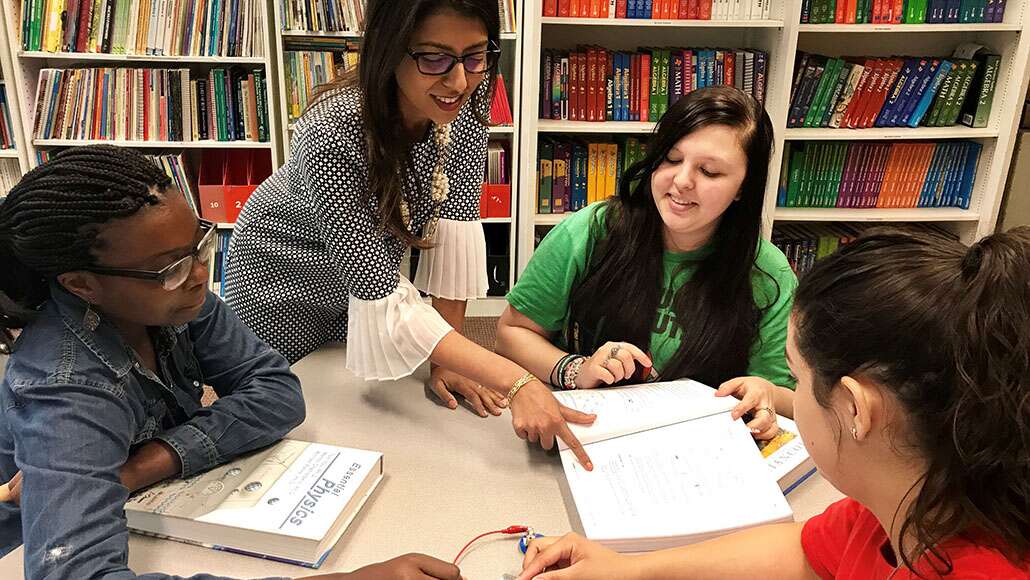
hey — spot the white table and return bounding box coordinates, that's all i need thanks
[0,344,844,579]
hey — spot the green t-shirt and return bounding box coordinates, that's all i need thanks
[507,203,798,388]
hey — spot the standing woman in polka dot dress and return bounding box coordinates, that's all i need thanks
[224,0,597,467]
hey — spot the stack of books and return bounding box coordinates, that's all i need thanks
[788,45,1000,129]
[801,0,1009,24]
[285,42,359,122]
[773,223,956,276]
[491,74,514,126]
[537,136,647,213]
[544,0,772,20]
[21,0,264,56]
[149,153,198,213]
[279,0,365,33]
[0,160,20,197]
[33,67,270,143]
[541,47,768,123]
[0,85,16,150]
[777,140,981,209]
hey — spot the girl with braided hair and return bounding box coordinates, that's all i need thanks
[0,146,460,579]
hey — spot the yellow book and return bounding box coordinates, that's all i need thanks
[604,143,618,200]
[553,154,567,213]
[587,142,599,205]
[43,0,65,53]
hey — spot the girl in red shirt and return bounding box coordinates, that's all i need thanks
[518,227,1030,579]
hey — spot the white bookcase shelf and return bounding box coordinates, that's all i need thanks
[541,17,785,28]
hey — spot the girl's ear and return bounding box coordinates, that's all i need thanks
[838,375,882,441]
[56,272,103,305]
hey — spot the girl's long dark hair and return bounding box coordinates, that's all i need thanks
[310,0,499,249]
[566,86,776,386]
[793,227,1030,574]
[0,145,171,351]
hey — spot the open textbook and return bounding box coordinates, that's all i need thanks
[554,380,815,552]
[125,440,384,568]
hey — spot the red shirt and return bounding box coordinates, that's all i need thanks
[802,498,1028,579]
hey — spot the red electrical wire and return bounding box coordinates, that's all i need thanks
[452,525,529,564]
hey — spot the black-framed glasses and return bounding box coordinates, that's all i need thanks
[85,220,218,291]
[406,45,501,76]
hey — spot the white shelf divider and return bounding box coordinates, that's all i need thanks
[19,51,267,64]
[33,139,275,149]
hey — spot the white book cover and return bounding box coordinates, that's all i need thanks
[126,440,383,567]
[555,381,807,552]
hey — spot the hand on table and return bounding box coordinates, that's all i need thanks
[307,553,463,580]
[428,366,507,418]
[517,533,635,580]
[508,380,596,471]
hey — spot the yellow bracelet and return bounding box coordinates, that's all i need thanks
[506,372,537,403]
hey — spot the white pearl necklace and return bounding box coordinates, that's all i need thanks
[400,123,452,242]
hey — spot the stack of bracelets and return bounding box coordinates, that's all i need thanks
[550,354,587,390]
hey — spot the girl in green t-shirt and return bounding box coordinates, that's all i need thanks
[498,86,796,440]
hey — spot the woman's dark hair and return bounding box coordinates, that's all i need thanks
[310,0,499,249]
[565,85,776,387]
[0,145,172,351]
[793,227,1030,574]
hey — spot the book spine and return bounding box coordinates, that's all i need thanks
[962,54,999,128]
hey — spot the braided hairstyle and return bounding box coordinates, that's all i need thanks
[0,145,172,351]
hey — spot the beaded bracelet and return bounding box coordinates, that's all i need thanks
[560,355,587,390]
[551,353,579,387]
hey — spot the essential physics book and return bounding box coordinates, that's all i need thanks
[125,439,384,567]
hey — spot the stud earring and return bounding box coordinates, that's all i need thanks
[83,304,100,332]
[851,426,858,440]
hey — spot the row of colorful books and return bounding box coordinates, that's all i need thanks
[0,85,16,150]
[801,0,1009,24]
[777,140,981,209]
[21,0,263,57]
[33,67,270,143]
[541,47,768,123]
[537,136,647,214]
[773,223,956,276]
[543,0,772,20]
[278,0,514,34]
[279,0,364,33]
[285,43,359,122]
[0,159,20,197]
[788,45,999,129]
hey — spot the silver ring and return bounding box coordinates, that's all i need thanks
[608,345,622,360]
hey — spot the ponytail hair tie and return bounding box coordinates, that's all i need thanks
[961,243,984,280]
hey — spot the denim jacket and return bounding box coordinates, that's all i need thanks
[0,284,304,579]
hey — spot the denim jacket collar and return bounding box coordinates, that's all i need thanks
[49,282,185,378]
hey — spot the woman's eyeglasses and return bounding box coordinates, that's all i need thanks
[407,45,501,76]
[85,220,218,291]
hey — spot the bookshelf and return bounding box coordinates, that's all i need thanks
[269,0,523,315]
[516,0,1030,275]
[0,4,30,192]
[0,0,284,170]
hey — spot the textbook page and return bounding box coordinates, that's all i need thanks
[554,380,738,450]
[559,413,793,551]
